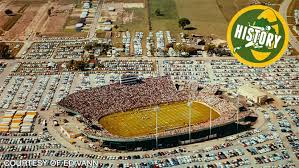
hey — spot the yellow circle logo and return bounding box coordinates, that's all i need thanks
[227,5,289,67]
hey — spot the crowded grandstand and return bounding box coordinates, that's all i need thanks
[58,76,254,141]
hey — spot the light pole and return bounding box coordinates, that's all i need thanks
[236,93,239,132]
[209,106,212,137]
[187,101,192,143]
[155,106,159,149]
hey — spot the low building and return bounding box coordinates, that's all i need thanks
[238,84,267,104]
[108,7,115,11]
[60,123,81,139]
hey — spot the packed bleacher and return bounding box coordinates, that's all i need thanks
[58,76,189,122]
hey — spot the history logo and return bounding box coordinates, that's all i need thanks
[227,5,289,67]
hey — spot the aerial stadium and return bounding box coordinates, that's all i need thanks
[58,76,257,150]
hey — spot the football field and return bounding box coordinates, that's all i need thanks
[99,101,220,137]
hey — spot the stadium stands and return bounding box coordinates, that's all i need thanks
[58,76,253,141]
[58,76,189,122]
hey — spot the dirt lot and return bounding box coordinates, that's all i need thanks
[0,0,87,39]
[3,2,45,40]
[0,1,29,33]
[41,3,73,34]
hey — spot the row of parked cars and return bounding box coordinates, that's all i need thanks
[247,142,282,155]
[254,151,290,164]
[0,76,24,109]
[285,108,299,127]
[204,148,244,162]
[0,131,59,161]
[276,112,293,133]
[97,60,154,72]
[0,142,61,152]
[55,41,85,59]
[0,153,41,161]
[0,133,54,144]
[12,77,36,109]
[0,72,75,111]
[133,32,143,56]
[0,62,7,74]
[22,42,59,59]
[286,134,299,159]
[162,60,210,84]
[12,61,59,76]
[41,75,60,111]
[239,133,276,147]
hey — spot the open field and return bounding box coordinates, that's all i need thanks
[4,3,45,40]
[0,0,88,39]
[176,0,227,39]
[216,0,250,21]
[150,0,178,32]
[40,1,74,34]
[0,1,30,33]
[99,101,220,137]
[110,0,228,39]
[116,8,148,32]
[216,0,285,23]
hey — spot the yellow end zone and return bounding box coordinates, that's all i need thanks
[99,101,220,137]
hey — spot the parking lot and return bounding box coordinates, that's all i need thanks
[0,43,298,167]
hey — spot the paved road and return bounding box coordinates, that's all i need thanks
[88,0,102,40]
[279,0,299,52]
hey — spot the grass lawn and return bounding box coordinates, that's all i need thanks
[99,101,220,137]
[150,0,180,32]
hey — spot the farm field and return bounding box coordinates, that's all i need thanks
[175,0,228,39]
[148,0,228,38]
[150,0,179,32]
[99,101,220,137]
[4,2,46,40]
[111,0,230,39]
[216,0,250,21]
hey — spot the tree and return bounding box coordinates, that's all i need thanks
[84,44,93,51]
[185,47,197,54]
[205,44,216,51]
[166,43,173,49]
[0,43,11,59]
[155,8,161,16]
[4,9,13,16]
[47,8,51,16]
[178,18,191,30]
[75,61,87,71]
